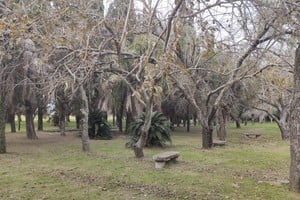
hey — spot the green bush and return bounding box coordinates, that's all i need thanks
[126,111,171,148]
[88,109,112,140]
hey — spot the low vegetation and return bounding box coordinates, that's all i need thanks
[0,122,298,200]
[126,112,171,148]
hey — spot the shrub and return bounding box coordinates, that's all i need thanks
[88,109,112,140]
[126,111,171,148]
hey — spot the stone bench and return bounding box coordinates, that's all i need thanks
[243,133,261,139]
[153,151,180,169]
[213,140,227,147]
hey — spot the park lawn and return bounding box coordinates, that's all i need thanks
[0,123,299,200]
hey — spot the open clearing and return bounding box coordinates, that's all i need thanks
[0,123,299,200]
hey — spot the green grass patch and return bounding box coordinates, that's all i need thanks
[1,122,299,199]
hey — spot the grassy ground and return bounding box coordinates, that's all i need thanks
[1,122,299,200]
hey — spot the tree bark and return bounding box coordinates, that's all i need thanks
[202,125,213,149]
[80,86,90,152]
[59,112,66,136]
[279,122,289,140]
[199,110,214,149]
[17,113,21,131]
[289,44,300,192]
[133,99,153,158]
[117,113,123,133]
[0,97,7,153]
[278,107,290,140]
[216,108,227,141]
[8,112,16,133]
[230,113,241,129]
[125,111,134,134]
[75,115,81,129]
[25,100,38,139]
[186,103,190,132]
[37,106,43,131]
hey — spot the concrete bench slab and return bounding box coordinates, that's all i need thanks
[213,140,227,147]
[153,151,180,169]
[243,133,261,139]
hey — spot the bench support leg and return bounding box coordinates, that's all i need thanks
[155,161,166,169]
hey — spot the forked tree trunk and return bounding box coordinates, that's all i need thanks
[133,100,153,158]
[0,97,7,153]
[25,100,38,139]
[289,44,300,192]
[80,86,90,152]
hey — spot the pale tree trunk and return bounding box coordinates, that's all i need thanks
[133,99,153,158]
[279,107,289,140]
[25,100,38,139]
[0,97,7,153]
[289,44,300,192]
[80,86,90,152]
[216,108,227,141]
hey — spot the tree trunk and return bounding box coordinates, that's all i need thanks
[235,119,241,129]
[278,107,290,140]
[75,115,81,129]
[37,106,43,131]
[186,103,190,132]
[279,122,289,140]
[59,112,66,136]
[0,97,7,153]
[193,114,197,126]
[8,112,16,133]
[216,108,227,141]
[202,125,213,149]
[113,111,116,126]
[230,113,241,129]
[80,86,90,152]
[17,113,21,131]
[25,100,38,139]
[125,111,134,134]
[117,113,123,132]
[289,44,300,192]
[133,99,153,158]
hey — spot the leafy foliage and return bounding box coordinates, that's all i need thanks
[126,112,171,148]
[88,109,112,140]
